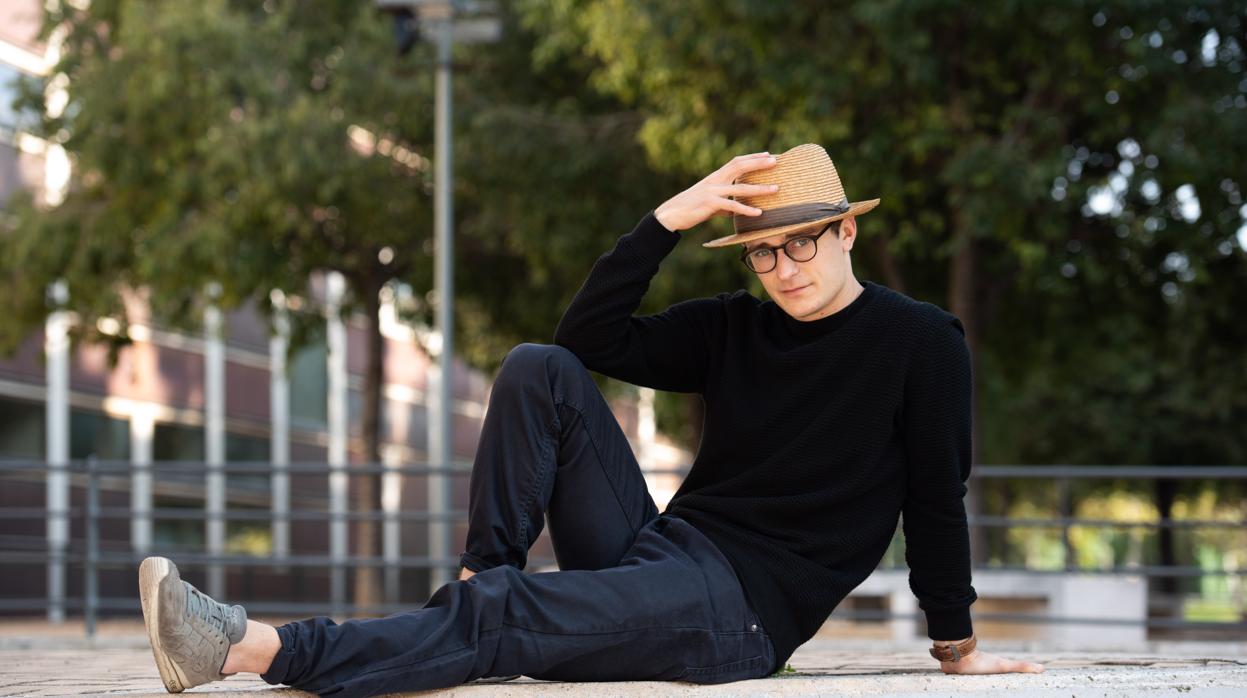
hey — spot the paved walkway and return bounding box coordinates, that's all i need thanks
[1,623,1244,697]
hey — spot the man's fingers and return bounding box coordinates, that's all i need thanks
[714,183,779,197]
[662,152,777,229]
[708,153,777,184]
[732,153,777,167]
[717,152,771,175]
[713,196,762,217]
[729,154,779,181]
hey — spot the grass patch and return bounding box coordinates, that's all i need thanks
[770,662,797,677]
[1184,597,1242,623]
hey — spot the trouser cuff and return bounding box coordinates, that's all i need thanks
[459,551,493,573]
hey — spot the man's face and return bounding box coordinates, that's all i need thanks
[741,215,858,321]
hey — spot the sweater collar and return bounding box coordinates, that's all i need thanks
[779,280,877,340]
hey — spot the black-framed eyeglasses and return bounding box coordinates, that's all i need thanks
[739,220,839,274]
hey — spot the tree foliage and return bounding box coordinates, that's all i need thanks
[3,0,1245,474]
[514,0,1247,466]
[3,0,434,330]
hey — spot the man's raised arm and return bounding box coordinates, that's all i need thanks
[553,152,780,393]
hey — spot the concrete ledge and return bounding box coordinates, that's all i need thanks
[1,638,1244,697]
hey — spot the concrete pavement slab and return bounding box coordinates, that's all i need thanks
[1,633,1244,697]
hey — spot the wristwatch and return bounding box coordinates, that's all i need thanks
[929,634,977,662]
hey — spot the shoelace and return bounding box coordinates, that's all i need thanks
[185,584,230,637]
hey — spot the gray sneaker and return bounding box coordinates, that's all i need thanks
[138,556,248,693]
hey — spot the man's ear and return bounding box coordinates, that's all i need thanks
[840,215,858,251]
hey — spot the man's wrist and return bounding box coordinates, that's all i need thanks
[652,207,678,233]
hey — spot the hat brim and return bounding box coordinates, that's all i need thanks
[701,198,881,249]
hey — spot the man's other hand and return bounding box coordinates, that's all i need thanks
[653,152,780,232]
[938,646,1045,675]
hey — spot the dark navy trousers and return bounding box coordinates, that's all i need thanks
[261,343,775,697]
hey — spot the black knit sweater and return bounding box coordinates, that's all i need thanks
[553,210,978,669]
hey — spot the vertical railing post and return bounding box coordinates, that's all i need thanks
[45,280,71,623]
[85,456,100,638]
[205,282,227,599]
[326,272,349,618]
[382,455,402,606]
[130,407,154,554]
[270,290,291,563]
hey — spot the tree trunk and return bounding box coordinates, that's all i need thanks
[1153,478,1180,598]
[947,219,989,569]
[994,479,1013,566]
[353,274,385,613]
[869,230,907,294]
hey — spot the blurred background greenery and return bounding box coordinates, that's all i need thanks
[1,0,1244,623]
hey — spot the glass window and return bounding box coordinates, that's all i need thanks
[152,422,206,550]
[226,432,272,556]
[0,397,44,459]
[152,501,204,551]
[153,422,204,462]
[289,338,328,425]
[70,409,130,461]
[226,432,268,462]
[0,62,36,137]
[225,432,269,496]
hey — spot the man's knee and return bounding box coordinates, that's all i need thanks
[497,343,583,385]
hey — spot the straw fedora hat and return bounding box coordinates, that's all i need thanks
[701,143,881,248]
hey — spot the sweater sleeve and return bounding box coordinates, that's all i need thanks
[900,311,978,641]
[553,210,723,394]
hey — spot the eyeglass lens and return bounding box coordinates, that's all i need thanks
[745,236,817,273]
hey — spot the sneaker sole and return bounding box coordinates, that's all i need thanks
[139,557,190,693]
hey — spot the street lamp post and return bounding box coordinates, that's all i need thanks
[377,0,500,594]
[429,2,457,595]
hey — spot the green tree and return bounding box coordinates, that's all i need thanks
[448,0,748,444]
[2,0,435,607]
[515,0,1247,570]
[1,0,722,602]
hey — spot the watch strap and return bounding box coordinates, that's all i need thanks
[929,634,977,662]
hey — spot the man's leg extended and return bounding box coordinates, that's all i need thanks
[138,556,278,693]
[261,514,775,696]
[143,532,772,696]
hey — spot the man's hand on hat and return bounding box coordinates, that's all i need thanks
[654,152,780,232]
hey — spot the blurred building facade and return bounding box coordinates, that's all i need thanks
[0,0,57,208]
[0,0,692,615]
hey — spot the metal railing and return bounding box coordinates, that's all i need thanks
[0,460,1244,637]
